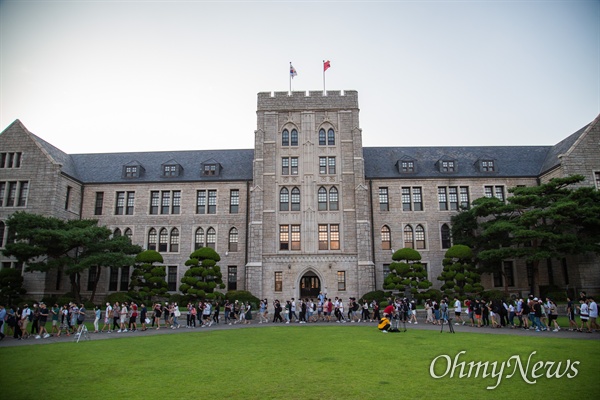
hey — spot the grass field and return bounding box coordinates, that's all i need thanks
[0,325,598,400]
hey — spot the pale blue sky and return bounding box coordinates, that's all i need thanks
[1,0,598,154]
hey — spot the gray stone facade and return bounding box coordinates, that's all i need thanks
[0,93,599,302]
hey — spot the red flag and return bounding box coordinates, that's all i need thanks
[324,60,331,72]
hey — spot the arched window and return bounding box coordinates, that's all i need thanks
[291,187,300,211]
[147,228,157,251]
[124,228,133,240]
[229,227,238,252]
[441,224,451,249]
[282,129,289,146]
[415,224,426,249]
[280,187,289,211]
[170,228,179,252]
[319,129,326,145]
[381,225,391,250]
[291,129,298,146]
[404,225,414,249]
[159,228,168,252]
[318,187,327,211]
[195,227,204,249]
[113,228,122,237]
[329,187,338,211]
[206,227,216,249]
[328,128,335,145]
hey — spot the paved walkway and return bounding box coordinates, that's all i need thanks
[1,318,598,347]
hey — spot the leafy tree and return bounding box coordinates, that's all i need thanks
[2,212,141,303]
[383,248,432,300]
[0,268,27,305]
[451,175,600,294]
[438,244,484,297]
[129,250,168,302]
[179,247,225,300]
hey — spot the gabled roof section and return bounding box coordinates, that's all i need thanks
[364,146,551,179]
[539,120,595,175]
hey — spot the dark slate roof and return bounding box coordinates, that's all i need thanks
[363,146,552,179]
[69,149,254,183]
[30,133,80,179]
[539,123,590,175]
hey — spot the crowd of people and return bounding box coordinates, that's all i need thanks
[0,291,598,341]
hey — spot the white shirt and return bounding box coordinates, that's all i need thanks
[454,300,461,313]
[589,301,598,318]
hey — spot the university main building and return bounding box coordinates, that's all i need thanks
[1,91,599,301]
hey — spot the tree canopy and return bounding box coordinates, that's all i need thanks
[179,247,225,300]
[383,248,432,299]
[2,212,141,303]
[438,244,483,297]
[129,250,168,302]
[450,175,600,293]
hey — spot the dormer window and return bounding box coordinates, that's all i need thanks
[481,160,495,172]
[125,166,138,178]
[396,157,417,174]
[204,165,216,176]
[162,160,182,177]
[441,160,455,172]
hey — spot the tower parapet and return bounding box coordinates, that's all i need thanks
[257,90,359,111]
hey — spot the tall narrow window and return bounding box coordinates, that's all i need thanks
[109,267,119,291]
[124,228,133,241]
[161,191,170,214]
[328,157,336,174]
[327,128,335,145]
[412,187,423,211]
[148,228,157,251]
[503,261,515,286]
[441,224,451,249]
[438,187,448,211]
[291,157,299,175]
[150,191,160,214]
[448,187,458,210]
[115,192,125,215]
[0,182,5,207]
[228,266,237,291]
[402,187,411,211]
[318,187,327,211]
[95,192,104,215]
[229,228,238,252]
[329,187,338,211]
[415,224,426,249]
[274,271,283,292]
[291,187,300,211]
[17,182,28,207]
[381,225,391,250]
[172,191,181,214]
[319,129,326,145]
[330,224,340,250]
[87,266,98,291]
[379,187,389,211]
[126,191,135,215]
[65,186,72,210]
[207,190,217,214]
[114,228,122,237]
[280,188,289,211]
[169,228,179,252]
[168,266,177,291]
[291,225,301,250]
[319,157,327,174]
[159,228,168,252]
[230,189,239,214]
[291,129,298,146]
[282,158,290,175]
[120,266,130,291]
[196,190,206,214]
[404,225,414,248]
[337,271,346,291]
[206,227,216,249]
[0,221,5,248]
[459,187,470,209]
[282,129,289,146]
[195,228,204,249]
[279,225,289,250]
[318,225,328,250]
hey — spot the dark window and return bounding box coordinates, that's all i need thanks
[150,191,159,214]
[441,160,455,172]
[203,164,216,176]
[291,129,298,146]
[124,166,138,178]
[0,221,4,248]
[279,225,289,250]
[379,187,389,211]
[172,191,181,214]
[168,266,177,291]
[328,157,336,174]
[148,228,157,251]
[280,188,289,211]
[319,129,326,145]
[282,158,290,175]
[561,258,569,285]
[337,271,346,291]
[158,228,168,252]
[161,191,170,214]
[504,261,515,287]
[114,228,122,237]
[329,187,338,211]
[291,187,300,211]
[207,190,217,214]
[94,192,104,215]
[493,271,503,287]
[291,157,299,175]
[120,266,130,291]
[402,187,411,211]
[229,228,238,252]
[413,188,423,211]
[282,129,289,146]
[404,225,414,248]
[319,157,327,174]
[65,186,72,210]
[206,227,216,249]
[196,190,206,214]
[124,228,133,240]
[115,192,125,215]
[228,266,237,291]
[327,129,335,145]
[87,266,98,291]
[195,228,204,249]
[170,228,179,252]
[401,161,414,172]
[459,187,470,209]
[318,187,327,211]
[163,165,178,177]
[109,267,119,291]
[274,271,283,292]
[441,224,451,249]
[482,160,495,172]
[17,182,28,207]
[230,189,239,214]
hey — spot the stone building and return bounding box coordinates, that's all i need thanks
[1,90,599,302]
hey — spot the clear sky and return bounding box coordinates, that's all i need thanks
[1,0,598,154]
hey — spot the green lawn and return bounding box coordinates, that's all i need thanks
[0,326,598,400]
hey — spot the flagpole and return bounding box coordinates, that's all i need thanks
[289,61,292,94]
[323,60,326,95]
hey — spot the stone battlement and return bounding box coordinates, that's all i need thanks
[257,90,359,111]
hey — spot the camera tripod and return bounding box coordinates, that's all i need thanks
[74,323,90,343]
[440,317,455,333]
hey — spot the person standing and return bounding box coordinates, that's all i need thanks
[290,298,298,323]
[20,304,31,339]
[36,302,50,339]
[101,302,112,333]
[153,303,162,330]
[140,303,148,331]
[112,302,120,332]
[588,297,598,332]
[453,297,464,325]
[272,300,283,323]
[213,300,221,325]
[118,302,128,333]
[50,303,60,335]
[129,302,138,332]
[0,304,7,340]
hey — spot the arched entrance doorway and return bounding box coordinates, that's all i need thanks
[300,271,321,299]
